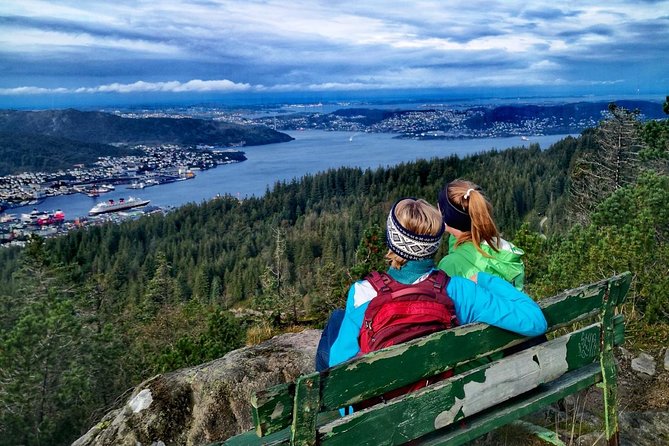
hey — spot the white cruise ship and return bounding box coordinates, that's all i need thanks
[89,197,150,216]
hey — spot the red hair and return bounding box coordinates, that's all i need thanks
[446,180,500,256]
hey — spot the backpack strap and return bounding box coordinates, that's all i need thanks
[367,270,449,296]
[366,271,393,293]
[428,270,449,292]
[386,271,446,300]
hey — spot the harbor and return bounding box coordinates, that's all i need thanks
[0,143,243,209]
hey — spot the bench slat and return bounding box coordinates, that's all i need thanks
[539,273,626,329]
[318,323,604,446]
[412,362,602,446]
[609,272,632,307]
[252,383,294,436]
[252,273,630,436]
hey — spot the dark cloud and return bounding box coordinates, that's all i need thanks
[433,28,508,44]
[557,25,615,40]
[623,16,669,36]
[520,7,579,21]
[555,16,669,64]
[1,1,668,100]
[0,15,167,46]
[416,59,525,70]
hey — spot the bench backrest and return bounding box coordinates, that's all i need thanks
[244,272,631,446]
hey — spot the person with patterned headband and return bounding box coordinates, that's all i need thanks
[315,197,546,374]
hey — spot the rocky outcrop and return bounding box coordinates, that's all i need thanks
[73,329,320,446]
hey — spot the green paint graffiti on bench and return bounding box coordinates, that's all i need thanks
[222,272,631,446]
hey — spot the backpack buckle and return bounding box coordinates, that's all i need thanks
[431,272,446,290]
[380,274,392,293]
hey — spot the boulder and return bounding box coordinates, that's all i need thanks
[574,432,606,446]
[664,348,669,371]
[631,352,656,376]
[619,411,669,446]
[73,329,321,446]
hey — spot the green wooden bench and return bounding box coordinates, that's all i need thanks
[221,272,631,446]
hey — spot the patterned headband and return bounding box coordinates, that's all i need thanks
[386,198,444,261]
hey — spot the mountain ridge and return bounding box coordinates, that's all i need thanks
[0,108,294,146]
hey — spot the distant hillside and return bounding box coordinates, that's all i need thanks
[469,100,666,130]
[0,109,294,146]
[329,107,397,125]
[261,100,666,137]
[0,132,138,176]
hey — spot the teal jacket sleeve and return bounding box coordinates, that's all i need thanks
[446,272,547,337]
[328,283,367,367]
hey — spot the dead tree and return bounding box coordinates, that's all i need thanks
[569,104,644,225]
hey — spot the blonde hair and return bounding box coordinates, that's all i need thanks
[385,198,443,269]
[446,179,500,256]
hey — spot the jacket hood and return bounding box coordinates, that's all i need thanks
[445,236,525,287]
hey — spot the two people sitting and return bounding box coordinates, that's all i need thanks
[316,179,546,373]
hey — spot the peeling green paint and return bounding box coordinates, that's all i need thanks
[511,420,566,446]
[433,403,462,430]
[291,374,321,446]
[344,342,412,371]
[270,402,284,420]
[601,280,621,444]
[433,336,570,430]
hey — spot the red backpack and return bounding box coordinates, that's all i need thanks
[355,270,459,408]
[359,270,458,354]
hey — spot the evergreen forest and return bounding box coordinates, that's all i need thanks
[0,99,668,445]
[0,132,139,176]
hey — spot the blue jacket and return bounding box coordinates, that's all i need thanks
[328,259,547,368]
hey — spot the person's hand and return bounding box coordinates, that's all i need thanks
[469,273,478,284]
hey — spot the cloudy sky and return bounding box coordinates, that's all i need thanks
[1,0,668,107]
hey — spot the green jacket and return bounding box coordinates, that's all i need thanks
[437,236,525,291]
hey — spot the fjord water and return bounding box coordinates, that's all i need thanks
[11,130,570,220]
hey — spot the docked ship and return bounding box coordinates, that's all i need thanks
[89,197,150,216]
[20,209,65,225]
[73,184,115,197]
[128,179,159,189]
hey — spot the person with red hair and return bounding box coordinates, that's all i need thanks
[437,179,525,290]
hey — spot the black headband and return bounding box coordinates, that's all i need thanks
[438,187,472,232]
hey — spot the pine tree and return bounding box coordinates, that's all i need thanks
[210,275,223,306]
[142,251,180,316]
[193,266,211,303]
[0,237,90,446]
[640,98,669,172]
